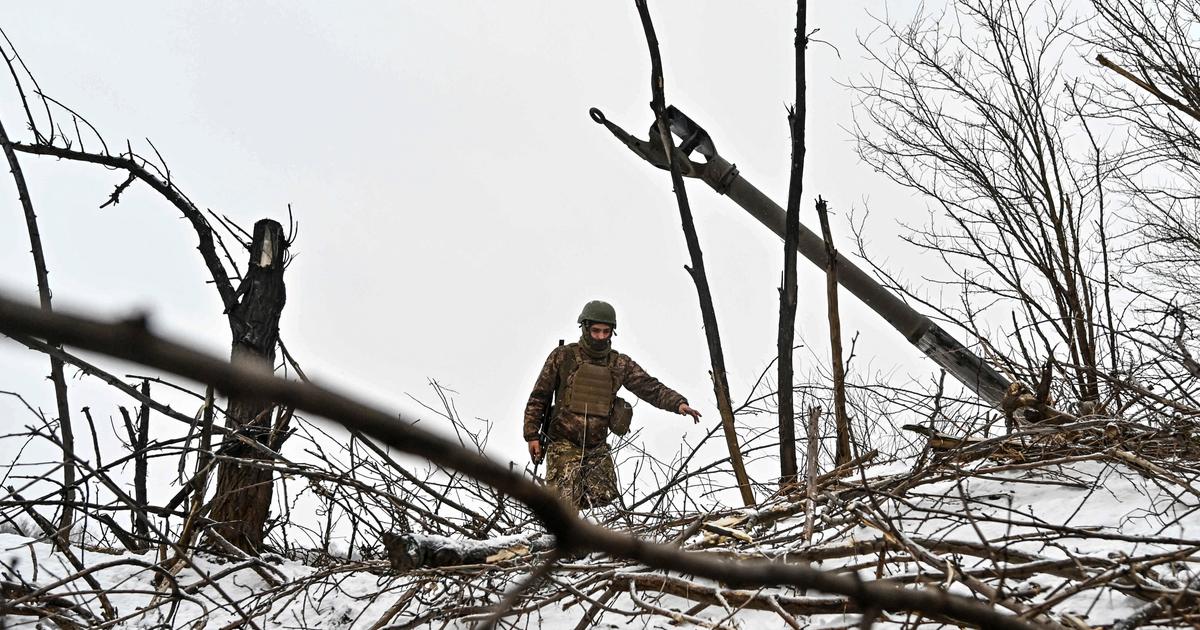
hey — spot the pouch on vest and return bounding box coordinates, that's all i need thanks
[609,396,633,436]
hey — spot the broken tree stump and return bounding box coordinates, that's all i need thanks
[207,219,289,553]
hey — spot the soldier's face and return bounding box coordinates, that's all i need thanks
[587,324,613,341]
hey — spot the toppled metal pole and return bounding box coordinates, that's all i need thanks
[590,106,1011,407]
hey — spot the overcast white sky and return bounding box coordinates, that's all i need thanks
[0,2,944,491]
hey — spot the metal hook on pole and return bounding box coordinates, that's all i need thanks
[589,104,1012,408]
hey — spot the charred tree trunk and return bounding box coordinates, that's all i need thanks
[777,0,808,486]
[635,0,755,506]
[207,219,288,553]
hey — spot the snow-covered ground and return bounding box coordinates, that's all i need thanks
[5,431,1199,629]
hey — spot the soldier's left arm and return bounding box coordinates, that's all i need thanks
[620,356,690,415]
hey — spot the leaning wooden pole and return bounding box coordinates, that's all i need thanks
[634,0,754,506]
[0,116,76,545]
[816,197,850,466]
[207,219,289,552]
[777,0,808,486]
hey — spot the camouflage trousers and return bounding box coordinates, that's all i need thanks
[545,440,617,509]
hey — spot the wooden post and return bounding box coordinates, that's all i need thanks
[816,198,851,466]
[207,218,288,553]
[635,0,754,506]
[803,405,820,542]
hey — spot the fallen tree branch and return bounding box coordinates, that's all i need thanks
[612,572,855,616]
[0,293,1042,630]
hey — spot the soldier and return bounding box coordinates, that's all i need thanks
[523,300,702,509]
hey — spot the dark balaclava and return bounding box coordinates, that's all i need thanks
[579,321,612,361]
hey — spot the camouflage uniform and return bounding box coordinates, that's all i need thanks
[543,441,618,509]
[524,342,688,508]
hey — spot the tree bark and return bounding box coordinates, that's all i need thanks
[634,0,754,506]
[207,219,288,553]
[777,0,808,485]
[816,198,850,466]
[0,116,75,546]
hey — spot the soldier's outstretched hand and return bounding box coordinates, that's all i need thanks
[679,403,701,424]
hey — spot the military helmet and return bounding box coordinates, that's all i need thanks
[577,300,617,328]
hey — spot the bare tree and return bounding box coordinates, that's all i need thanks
[1087,2,1200,314]
[0,32,297,553]
[853,0,1112,414]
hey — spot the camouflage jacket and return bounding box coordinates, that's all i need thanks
[523,342,688,447]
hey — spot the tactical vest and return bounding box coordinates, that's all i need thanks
[556,346,617,417]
